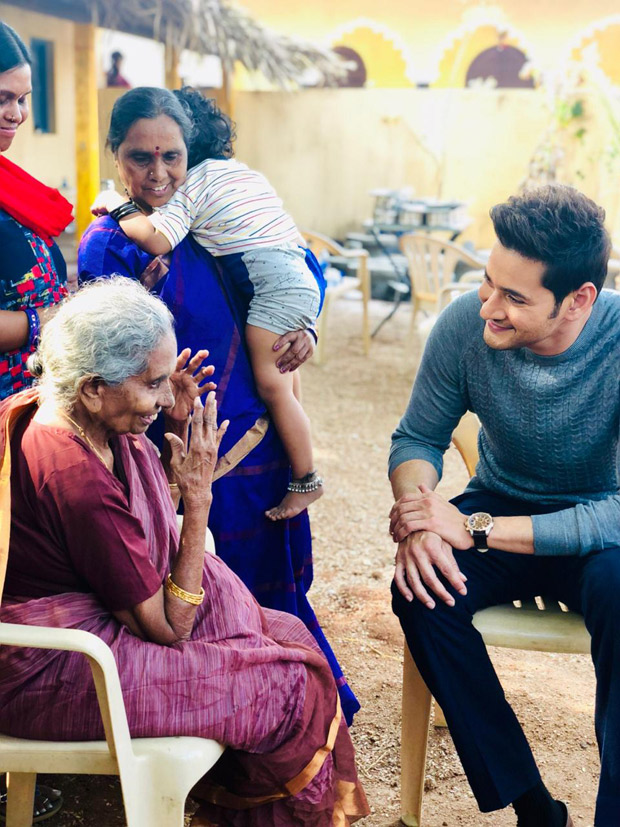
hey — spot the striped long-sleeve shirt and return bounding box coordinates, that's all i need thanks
[149,158,301,256]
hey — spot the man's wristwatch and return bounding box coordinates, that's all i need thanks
[464,512,494,552]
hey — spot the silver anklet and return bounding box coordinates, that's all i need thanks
[287,470,324,494]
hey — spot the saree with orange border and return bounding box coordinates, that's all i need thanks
[0,391,368,825]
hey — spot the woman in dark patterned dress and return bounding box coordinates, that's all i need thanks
[0,19,73,822]
[0,20,72,402]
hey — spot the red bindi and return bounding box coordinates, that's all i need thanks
[154,146,160,155]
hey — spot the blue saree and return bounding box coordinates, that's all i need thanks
[78,217,359,723]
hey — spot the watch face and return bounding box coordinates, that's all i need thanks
[468,512,493,532]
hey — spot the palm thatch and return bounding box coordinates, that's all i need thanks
[17,0,347,85]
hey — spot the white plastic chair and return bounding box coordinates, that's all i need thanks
[301,229,370,365]
[399,413,591,827]
[399,233,486,334]
[0,525,224,827]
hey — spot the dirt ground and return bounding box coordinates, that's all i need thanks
[36,297,598,826]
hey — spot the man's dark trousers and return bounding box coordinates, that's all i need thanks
[392,490,620,826]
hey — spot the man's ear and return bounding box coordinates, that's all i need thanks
[565,282,597,319]
[77,375,105,413]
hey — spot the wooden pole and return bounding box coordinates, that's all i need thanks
[205,65,234,118]
[74,23,100,240]
[221,64,234,119]
[165,45,182,89]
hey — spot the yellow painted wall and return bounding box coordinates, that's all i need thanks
[233,88,618,248]
[572,23,620,87]
[336,26,413,88]
[433,26,530,88]
[0,4,76,192]
[231,2,620,245]
[98,86,126,188]
[6,1,616,253]
[235,0,620,88]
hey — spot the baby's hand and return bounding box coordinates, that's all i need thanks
[91,189,126,216]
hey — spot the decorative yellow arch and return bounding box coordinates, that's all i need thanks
[328,18,416,89]
[333,27,412,88]
[433,25,530,88]
[570,19,620,87]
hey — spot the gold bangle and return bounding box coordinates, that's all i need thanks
[165,573,204,605]
[169,482,179,490]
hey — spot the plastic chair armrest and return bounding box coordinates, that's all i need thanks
[0,623,133,763]
[0,622,116,667]
[333,247,369,260]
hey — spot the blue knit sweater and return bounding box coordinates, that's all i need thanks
[389,289,620,556]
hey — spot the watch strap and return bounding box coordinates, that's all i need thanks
[471,532,489,552]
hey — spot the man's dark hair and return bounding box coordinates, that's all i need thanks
[490,185,611,305]
[0,21,31,73]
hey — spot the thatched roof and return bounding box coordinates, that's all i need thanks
[11,0,346,86]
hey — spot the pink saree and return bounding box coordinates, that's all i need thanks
[0,390,368,825]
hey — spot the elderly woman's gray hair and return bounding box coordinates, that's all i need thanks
[33,277,175,409]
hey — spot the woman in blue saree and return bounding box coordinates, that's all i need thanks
[78,86,359,723]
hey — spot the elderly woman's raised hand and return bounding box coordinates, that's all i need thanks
[165,392,228,504]
[165,348,216,422]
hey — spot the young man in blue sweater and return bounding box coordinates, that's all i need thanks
[390,184,618,827]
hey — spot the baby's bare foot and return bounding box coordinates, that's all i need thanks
[265,471,324,521]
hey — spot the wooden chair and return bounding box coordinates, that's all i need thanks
[399,234,487,334]
[0,526,224,827]
[400,412,591,827]
[301,230,370,365]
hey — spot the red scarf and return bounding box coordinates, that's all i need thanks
[0,155,74,245]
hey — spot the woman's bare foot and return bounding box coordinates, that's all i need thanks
[266,486,323,521]
[266,470,324,520]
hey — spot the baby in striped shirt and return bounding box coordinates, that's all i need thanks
[104,88,325,521]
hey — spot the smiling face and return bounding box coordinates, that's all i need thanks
[478,242,581,356]
[96,332,177,435]
[114,114,188,211]
[0,63,31,152]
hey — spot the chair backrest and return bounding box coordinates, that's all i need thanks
[399,233,486,305]
[300,229,343,259]
[450,411,481,477]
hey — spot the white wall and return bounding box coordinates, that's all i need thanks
[233,87,617,247]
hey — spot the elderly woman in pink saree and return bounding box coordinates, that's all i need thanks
[0,278,368,826]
